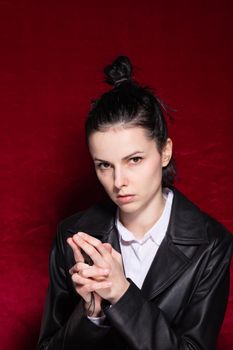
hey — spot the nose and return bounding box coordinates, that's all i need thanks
[114,167,128,190]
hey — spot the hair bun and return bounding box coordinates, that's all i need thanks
[104,55,133,86]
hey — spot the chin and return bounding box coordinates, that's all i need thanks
[117,201,141,214]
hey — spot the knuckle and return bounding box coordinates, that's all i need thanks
[72,273,83,285]
[71,273,77,283]
[76,262,82,270]
[96,242,102,250]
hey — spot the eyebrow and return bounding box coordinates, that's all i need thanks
[93,151,145,162]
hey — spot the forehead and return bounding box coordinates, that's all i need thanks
[88,125,157,159]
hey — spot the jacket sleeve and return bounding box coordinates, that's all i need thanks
[37,223,111,350]
[104,230,233,350]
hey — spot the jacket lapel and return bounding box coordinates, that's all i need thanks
[141,235,191,300]
[141,188,209,300]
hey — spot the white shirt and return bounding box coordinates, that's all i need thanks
[116,188,173,288]
[89,188,173,325]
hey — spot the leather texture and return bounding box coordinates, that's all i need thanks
[38,188,233,350]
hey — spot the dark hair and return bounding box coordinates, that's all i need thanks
[85,56,176,187]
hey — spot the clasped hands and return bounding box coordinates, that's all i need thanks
[67,232,130,317]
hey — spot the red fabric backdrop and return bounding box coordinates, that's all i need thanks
[0,1,232,349]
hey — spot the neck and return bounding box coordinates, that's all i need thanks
[119,190,165,240]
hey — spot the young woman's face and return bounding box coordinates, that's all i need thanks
[89,125,172,216]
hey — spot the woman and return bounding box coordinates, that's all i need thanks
[38,56,233,350]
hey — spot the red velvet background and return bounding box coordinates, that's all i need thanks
[0,1,232,349]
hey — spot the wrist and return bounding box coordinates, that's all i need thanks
[109,280,130,304]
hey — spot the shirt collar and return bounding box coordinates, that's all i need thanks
[116,188,173,245]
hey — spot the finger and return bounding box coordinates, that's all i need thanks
[69,263,109,279]
[69,262,90,275]
[72,234,104,266]
[72,273,112,291]
[72,273,91,285]
[73,233,111,265]
[87,281,112,292]
[67,237,84,263]
[77,232,102,247]
[81,266,110,279]
[78,233,112,260]
[78,283,111,301]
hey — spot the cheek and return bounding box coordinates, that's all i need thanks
[143,160,163,182]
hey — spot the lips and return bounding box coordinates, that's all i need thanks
[116,194,135,204]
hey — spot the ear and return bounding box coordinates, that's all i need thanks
[162,138,173,167]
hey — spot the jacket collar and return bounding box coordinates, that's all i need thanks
[74,187,208,246]
[166,187,208,244]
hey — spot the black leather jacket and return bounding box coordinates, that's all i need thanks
[38,188,233,350]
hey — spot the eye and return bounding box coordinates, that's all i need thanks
[129,156,143,164]
[96,162,111,170]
